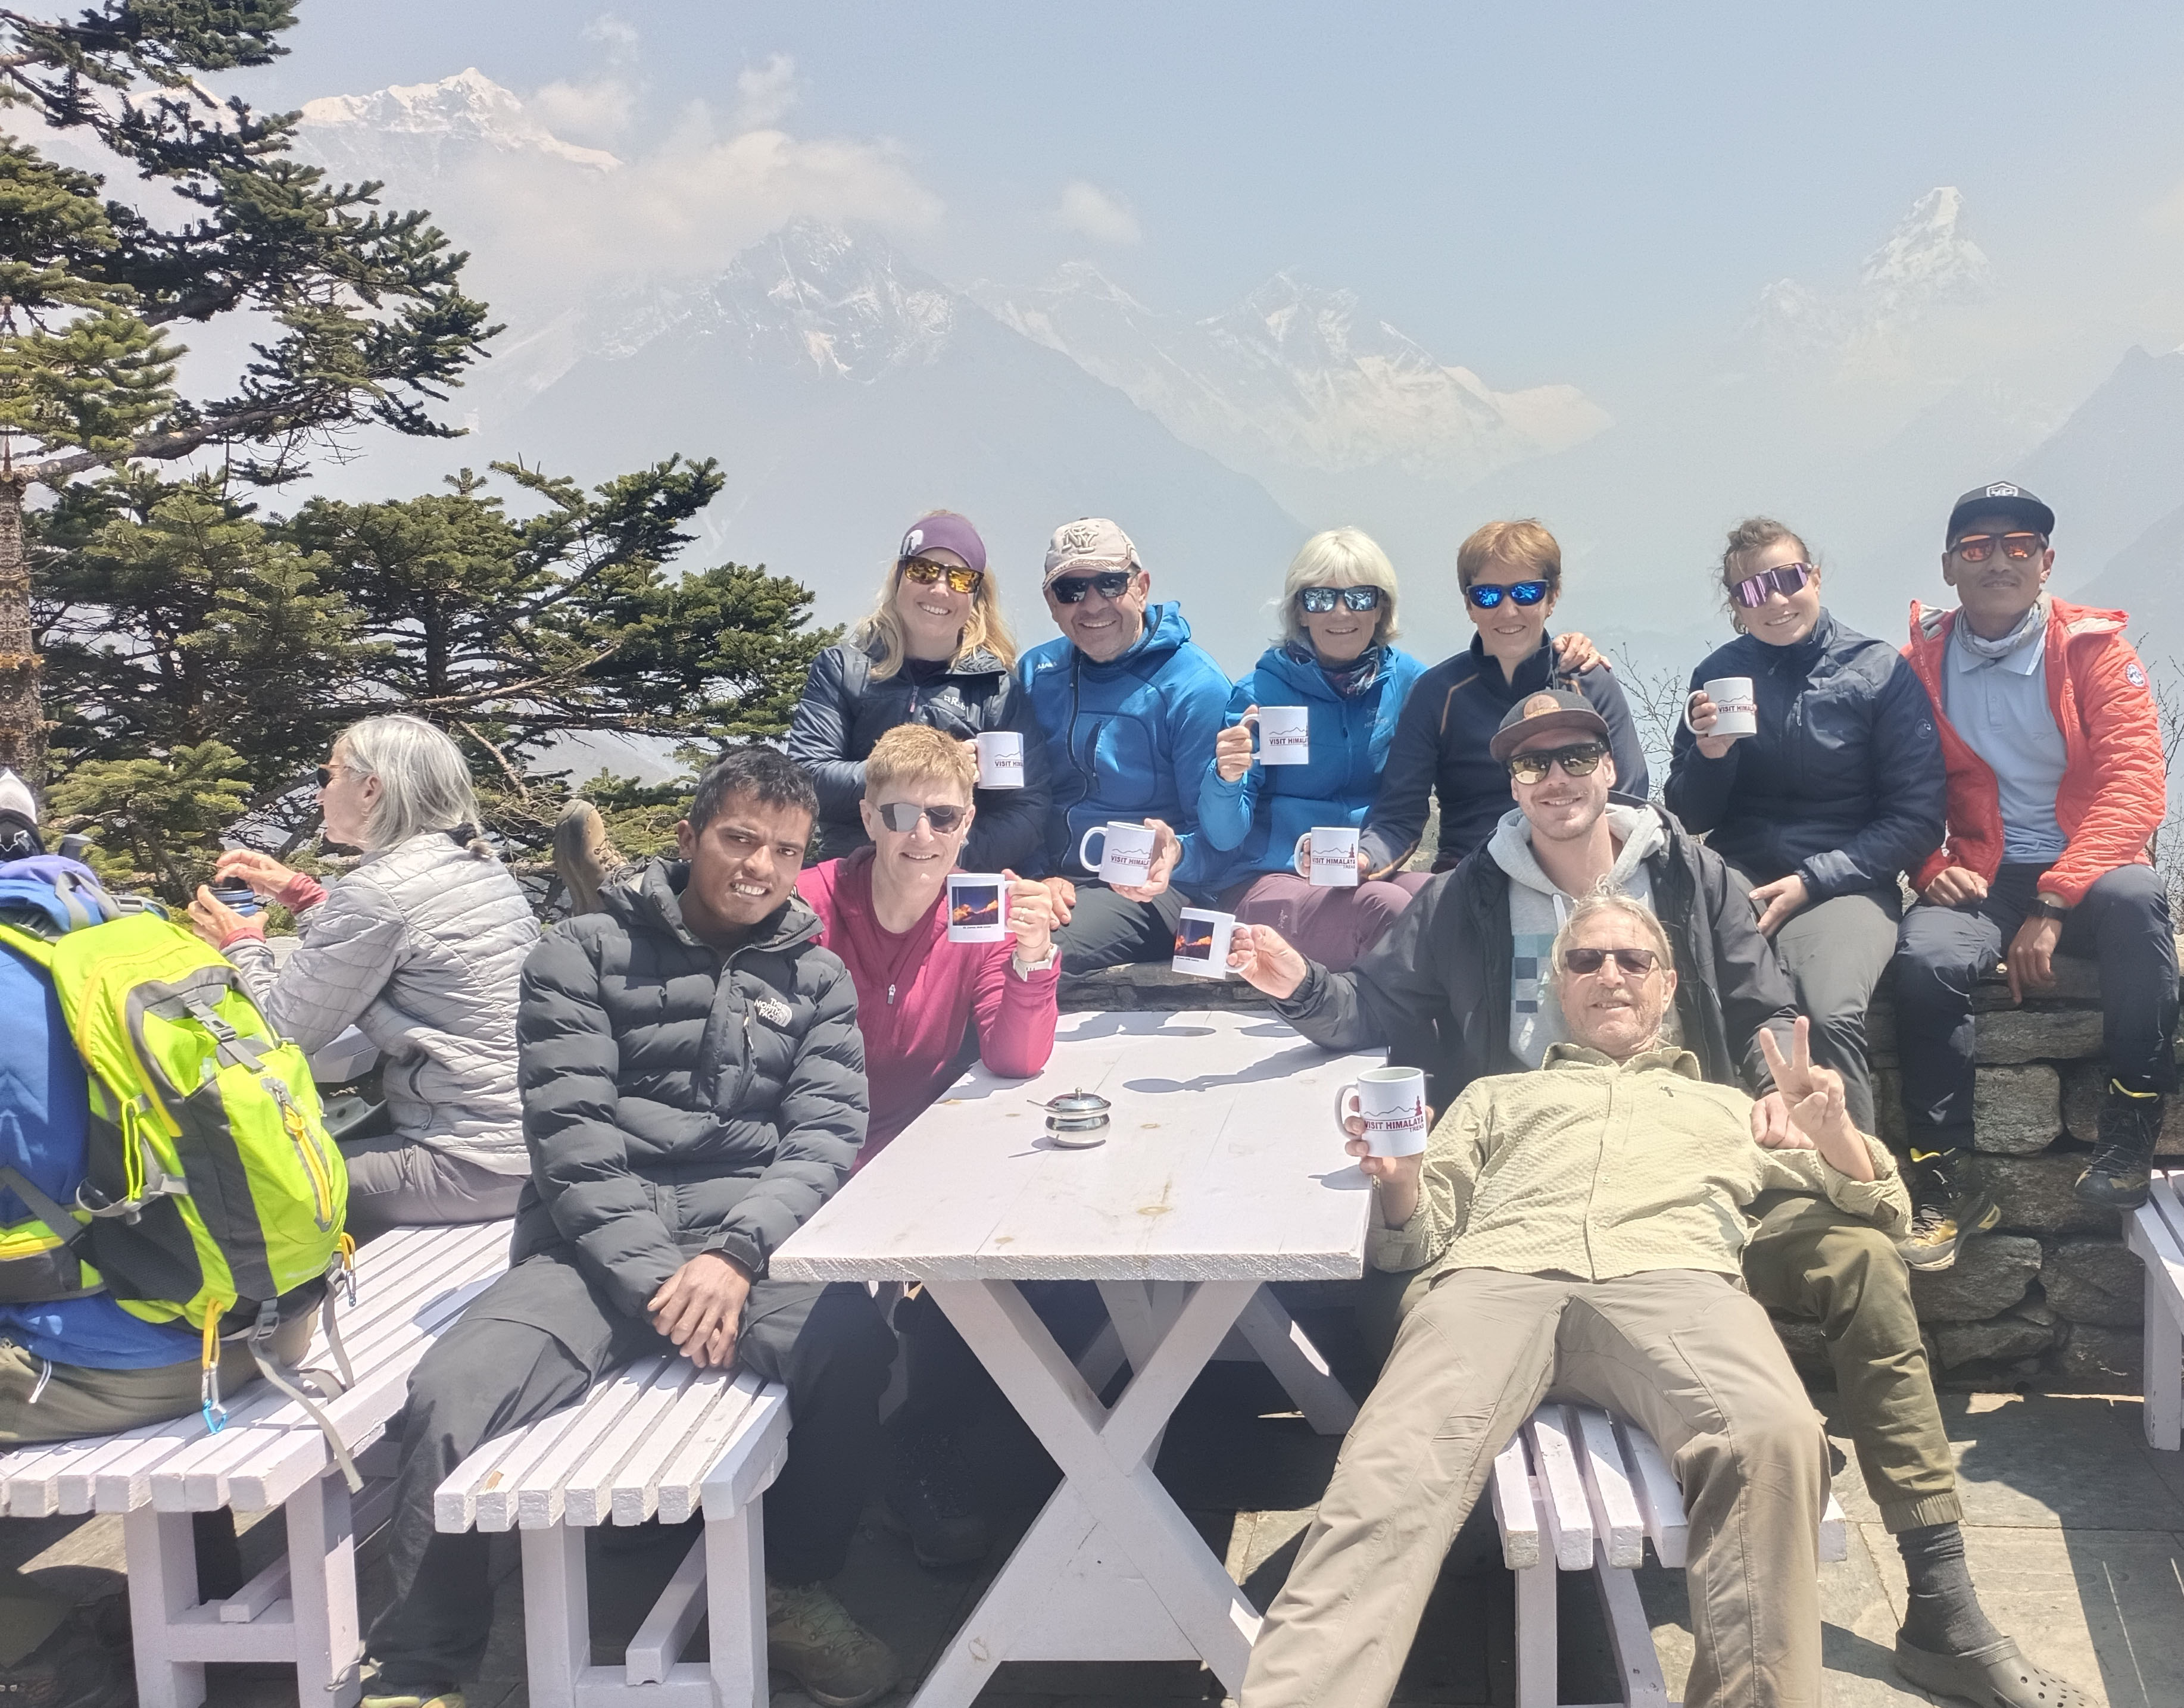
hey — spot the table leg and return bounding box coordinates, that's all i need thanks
[1231,1287,1358,1437]
[919,1278,1264,1707]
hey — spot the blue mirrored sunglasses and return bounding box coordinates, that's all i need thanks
[1466,580,1550,610]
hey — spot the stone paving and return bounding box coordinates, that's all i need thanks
[5,1319,2180,1706]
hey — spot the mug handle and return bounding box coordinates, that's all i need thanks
[1078,825,1106,870]
[1293,831,1312,878]
[1238,707,1263,764]
[1334,1082,1361,1138]
[1682,689,1709,736]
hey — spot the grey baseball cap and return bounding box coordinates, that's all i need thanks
[1042,517,1140,586]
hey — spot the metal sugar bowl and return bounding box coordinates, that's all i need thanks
[1034,1088,1112,1148]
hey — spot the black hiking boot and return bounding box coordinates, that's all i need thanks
[2074,1081,2166,1211]
[881,1423,991,1569]
[1898,1147,1998,1272]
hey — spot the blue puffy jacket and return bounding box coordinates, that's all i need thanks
[1197,644,1427,891]
[1018,602,1232,892]
[1664,610,1945,898]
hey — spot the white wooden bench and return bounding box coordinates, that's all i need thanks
[2127,1169,2183,1452]
[432,1357,791,1707]
[0,1217,513,1708]
[1489,1401,1848,1708]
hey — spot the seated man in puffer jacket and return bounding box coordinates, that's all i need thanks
[361,747,900,1708]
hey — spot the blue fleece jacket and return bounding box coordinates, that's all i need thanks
[1018,602,1233,893]
[1197,644,1427,891]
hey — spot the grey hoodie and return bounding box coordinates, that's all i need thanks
[1487,803,1669,1067]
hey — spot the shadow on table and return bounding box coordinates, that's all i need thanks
[1056,1012,1217,1043]
[1127,1041,1339,1095]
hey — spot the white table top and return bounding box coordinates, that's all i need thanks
[770,1008,1383,1284]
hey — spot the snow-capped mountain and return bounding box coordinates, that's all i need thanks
[298,68,620,179]
[983,265,1609,497]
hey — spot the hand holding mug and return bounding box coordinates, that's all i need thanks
[1001,870,1056,962]
[1214,712,1257,783]
[213,848,299,897]
[1227,921,1308,999]
[1686,692,1739,760]
[1110,818,1180,902]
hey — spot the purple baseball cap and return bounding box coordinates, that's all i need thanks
[898,511,987,574]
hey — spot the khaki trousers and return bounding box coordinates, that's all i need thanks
[1239,1268,1829,1708]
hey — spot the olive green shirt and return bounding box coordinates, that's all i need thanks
[1371,1044,1911,1282]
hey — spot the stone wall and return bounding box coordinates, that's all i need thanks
[1063,951,2171,1394]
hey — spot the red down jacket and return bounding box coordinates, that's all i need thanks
[1902,597,2164,905]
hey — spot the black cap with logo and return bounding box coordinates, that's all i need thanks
[1946,482,2055,545]
[1489,688,1612,762]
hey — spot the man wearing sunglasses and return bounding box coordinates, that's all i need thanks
[1018,517,1231,973]
[1895,483,2177,1219]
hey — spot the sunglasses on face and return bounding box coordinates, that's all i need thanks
[1296,585,1383,614]
[875,801,967,835]
[1729,562,1815,608]
[1949,532,2047,565]
[1049,570,1136,604]
[1505,741,1607,785]
[900,558,984,595]
[1561,946,1661,978]
[1466,580,1551,611]
[316,764,339,788]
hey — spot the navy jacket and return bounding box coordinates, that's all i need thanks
[1362,635,1649,873]
[1664,611,1945,899]
[788,641,1051,873]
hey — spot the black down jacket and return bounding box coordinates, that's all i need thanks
[510,858,866,1321]
[1664,610,1945,897]
[787,639,1052,872]
[1277,799,1798,1112]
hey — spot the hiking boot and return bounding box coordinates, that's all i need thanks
[361,1691,464,1708]
[1898,1149,1998,1272]
[882,1423,991,1568]
[0,1595,132,1708]
[2074,1081,2166,1211]
[766,1578,899,1708]
[553,799,634,916]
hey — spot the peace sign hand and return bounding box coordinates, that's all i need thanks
[1755,1017,1874,1179]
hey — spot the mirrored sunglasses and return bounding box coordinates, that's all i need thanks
[1561,946,1660,977]
[1729,562,1815,608]
[1505,741,1607,785]
[1466,580,1551,610]
[1297,585,1383,614]
[1049,570,1135,604]
[875,801,967,834]
[900,558,984,595]
[1949,532,2046,565]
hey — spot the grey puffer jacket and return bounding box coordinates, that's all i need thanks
[229,832,538,1173]
[510,858,865,1322]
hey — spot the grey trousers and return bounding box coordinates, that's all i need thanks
[338,1133,528,1235]
[1240,1268,1829,1708]
[1727,866,1901,1134]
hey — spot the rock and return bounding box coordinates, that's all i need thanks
[1932,1314,2055,1368]
[2060,1061,2184,1156]
[2040,1239,2145,1328]
[1973,1005,2105,1064]
[1768,1318,1832,1385]
[1963,1154,2123,1238]
[1908,1234,2042,1320]
[1971,1064,2061,1154]
[2049,1322,2142,1391]
[1969,952,2104,1009]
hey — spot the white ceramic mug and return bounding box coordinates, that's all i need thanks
[1685,676,1757,740]
[945,872,1010,944]
[974,730,1025,789]
[1171,907,1237,978]
[1305,826,1361,888]
[1077,820,1157,886]
[1242,705,1311,766]
[1336,1065,1430,1157]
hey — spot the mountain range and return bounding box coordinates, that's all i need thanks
[289,71,2184,680]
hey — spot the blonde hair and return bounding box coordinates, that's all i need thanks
[1457,518,1562,593]
[1547,892,1676,986]
[336,715,492,858]
[1717,516,1818,624]
[1278,526,1401,650]
[864,723,976,803]
[852,510,1019,680]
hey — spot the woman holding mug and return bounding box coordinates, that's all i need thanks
[1361,519,1641,873]
[1665,517,1945,1134]
[789,510,1051,872]
[1200,527,1430,970]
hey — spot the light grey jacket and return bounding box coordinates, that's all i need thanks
[229,833,540,1174]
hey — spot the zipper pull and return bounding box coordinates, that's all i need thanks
[888,982,897,1005]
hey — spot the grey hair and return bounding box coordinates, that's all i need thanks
[1547,891,1676,988]
[335,715,492,857]
[1277,526,1401,650]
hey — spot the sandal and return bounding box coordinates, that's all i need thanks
[1895,1635,2098,1707]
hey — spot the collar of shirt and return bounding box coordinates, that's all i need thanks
[1540,1041,1703,1079]
[1949,604,2047,676]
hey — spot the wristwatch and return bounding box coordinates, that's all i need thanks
[2027,895,2070,923]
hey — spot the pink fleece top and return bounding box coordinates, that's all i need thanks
[797,851,1061,1167]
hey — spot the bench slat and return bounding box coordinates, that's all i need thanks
[1571,1405,1646,1570]
[559,1359,701,1528]
[1615,1415,1689,1569]
[691,1377,789,1519]
[1489,1436,1540,1570]
[595,1366,731,1527]
[1524,1406,1595,1571]
[513,1357,678,1530]
[657,1376,769,1524]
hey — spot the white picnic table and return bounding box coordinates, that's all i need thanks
[770,1006,1382,1706]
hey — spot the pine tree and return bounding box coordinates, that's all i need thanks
[0,2,493,791]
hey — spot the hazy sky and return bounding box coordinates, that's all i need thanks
[245,1,2184,408]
